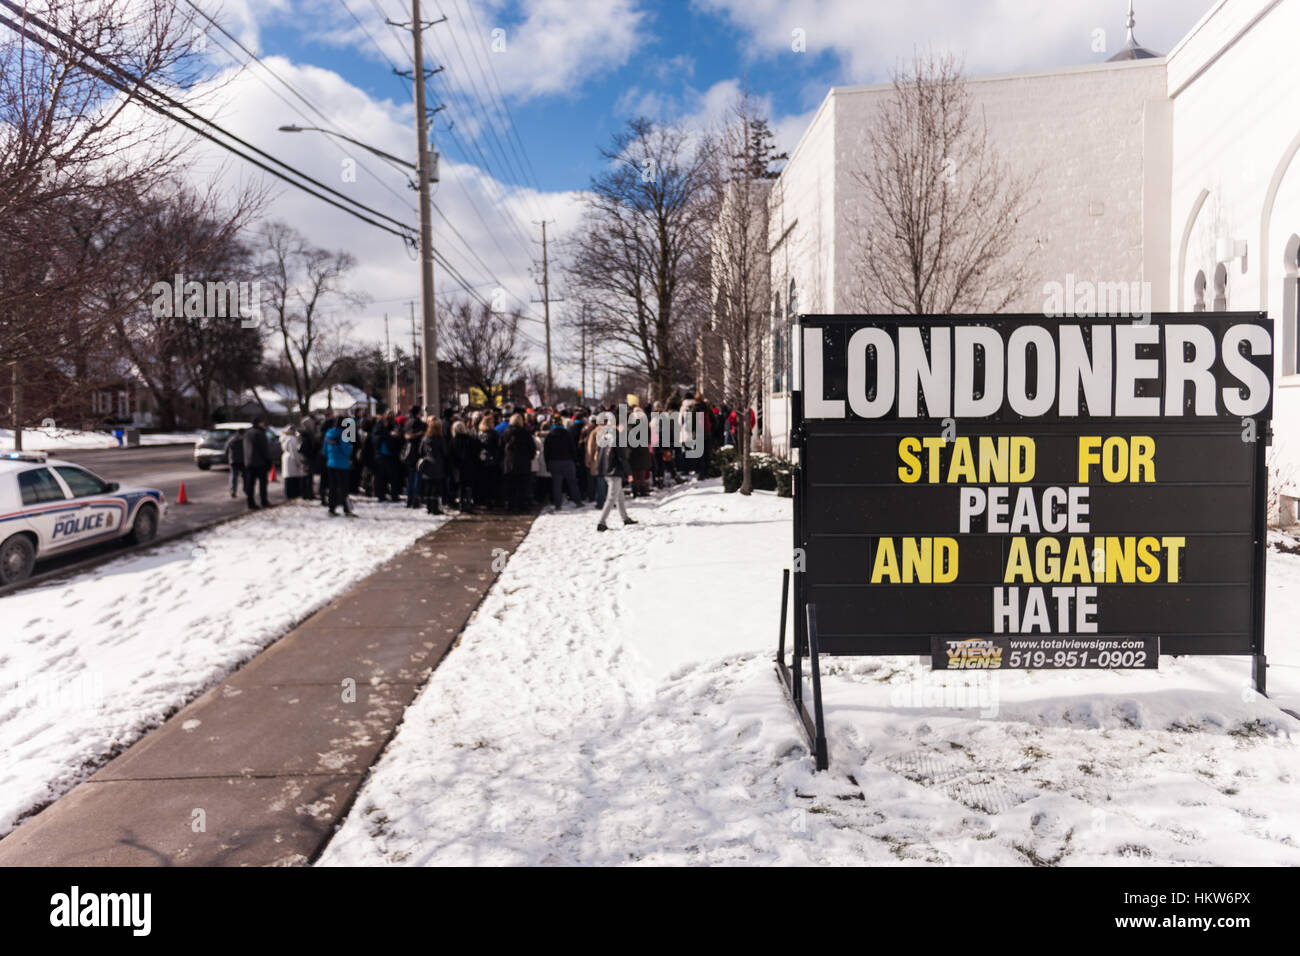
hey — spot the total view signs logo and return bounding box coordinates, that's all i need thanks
[938,637,1003,669]
[932,635,1159,670]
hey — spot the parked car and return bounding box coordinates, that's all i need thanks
[194,422,252,470]
[0,452,168,585]
[194,422,283,470]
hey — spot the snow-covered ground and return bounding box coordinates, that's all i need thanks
[321,482,1300,866]
[1,427,201,451]
[0,500,445,836]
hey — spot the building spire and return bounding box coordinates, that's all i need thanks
[1108,0,1161,61]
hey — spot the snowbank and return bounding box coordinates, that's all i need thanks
[320,482,1300,866]
[1,427,201,451]
[0,500,446,836]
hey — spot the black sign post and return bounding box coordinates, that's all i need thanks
[778,313,1274,771]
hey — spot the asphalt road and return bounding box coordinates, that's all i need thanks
[5,443,295,592]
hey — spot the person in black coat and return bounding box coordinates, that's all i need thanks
[544,417,581,510]
[402,419,425,508]
[417,419,447,514]
[626,406,653,498]
[567,413,588,501]
[449,420,478,512]
[474,416,502,509]
[501,414,535,513]
[241,417,273,509]
[297,417,319,500]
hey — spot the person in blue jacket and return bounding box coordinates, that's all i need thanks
[323,417,357,517]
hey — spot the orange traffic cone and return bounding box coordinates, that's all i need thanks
[269,465,278,483]
[177,481,190,504]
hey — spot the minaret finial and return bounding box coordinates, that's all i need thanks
[1107,0,1160,61]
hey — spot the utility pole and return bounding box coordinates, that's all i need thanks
[389,1,444,415]
[579,303,586,404]
[532,220,556,404]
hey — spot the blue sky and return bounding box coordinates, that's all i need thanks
[236,0,1201,193]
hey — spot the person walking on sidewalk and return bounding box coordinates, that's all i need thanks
[224,426,246,499]
[544,415,581,511]
[323,418,356,517]
[595,410,637,532]
[242,417,273,510]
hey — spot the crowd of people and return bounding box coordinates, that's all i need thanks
[221,391,755,531]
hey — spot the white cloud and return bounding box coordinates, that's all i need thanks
[298,0,646,102]
[123,53,584,369]
[694,0,1210,81]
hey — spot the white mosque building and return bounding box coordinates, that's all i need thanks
[750,0,1300,521]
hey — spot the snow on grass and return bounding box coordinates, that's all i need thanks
[1,427,201,451]
[0,499,445,836]
[320,481,1300,866]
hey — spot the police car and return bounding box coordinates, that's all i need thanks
[0,452,167,585]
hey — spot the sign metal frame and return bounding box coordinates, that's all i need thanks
[777,312,1273,771]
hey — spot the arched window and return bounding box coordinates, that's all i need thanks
[1193,270,1206,312]
[1213,263,1228,311]
[1285,235,1300,376]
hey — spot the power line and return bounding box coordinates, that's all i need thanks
[371,0,537,287]
[193,0,532,328]
[457,0,545,194]
[411,2,538,254]
[0,4,418,242]
[185,1,418,217]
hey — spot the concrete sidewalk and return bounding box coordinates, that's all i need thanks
[0,511,535,866]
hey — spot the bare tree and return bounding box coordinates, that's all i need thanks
[103,179,264,429]
[0,0,205,362]
[437,299,524,405]
[707,90,787,493]
[259,222,363,416]
[0,0,219,444]
[843,52,1039,315]
[567,118,713,402]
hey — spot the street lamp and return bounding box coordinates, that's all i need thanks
[277,125,418,173]
[278,123,440,414]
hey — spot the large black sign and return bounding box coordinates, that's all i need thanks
[778,313,1272,770]
[789,312,1272,665]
